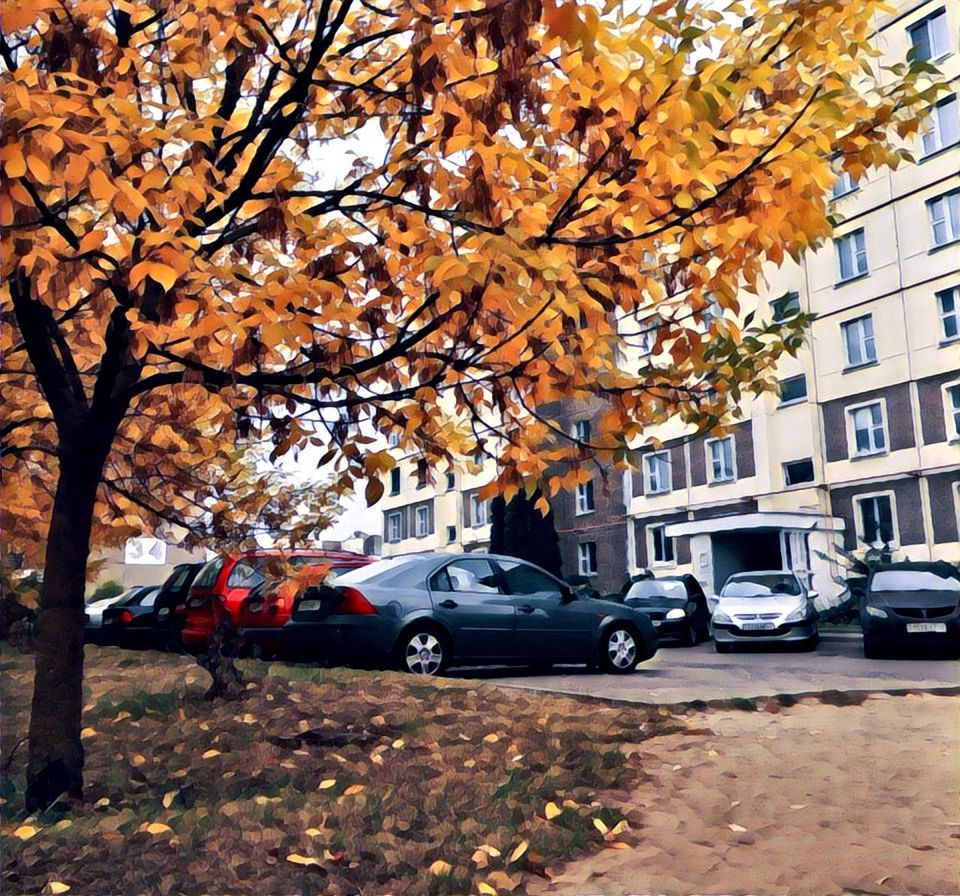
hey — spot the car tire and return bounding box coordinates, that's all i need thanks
[715,641,733,654]
[863,635,884,660]
[396,626,449,676]
[599,624,640,674]
[684,622,699,647]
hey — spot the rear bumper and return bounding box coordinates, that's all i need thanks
[284,616,396,665]
[236,626,285,652]
[713,621,817,645]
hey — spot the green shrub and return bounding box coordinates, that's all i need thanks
[88,579,125,604]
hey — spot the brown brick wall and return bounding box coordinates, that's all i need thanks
[830,477,925,550]
[929,471,960,544]
[918,372,959,445]
[822,383,915,462]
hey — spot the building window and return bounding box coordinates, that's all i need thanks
[575,479,595,514]
[783,458,815,486]
[938,286,960,342]
[835,228,868,282]
[387,511,402,543]
[470,494,487,527]
[415,461,428,490]
[388,431,401,447]
[415,505,430,537]
[907,9,950,62]
[445,471,456,491]
[832,170,858,198]
[779,374,808,405]
[771,290,801,321]
[389,468,401,496]
[921,95,960,157]
[706,437,735,482]
[649,524,675,565]
[577,542,598,576]
[447,525,457,543]
[944,383,960,440]
[848,401,887,457]
[573,420,591,443]
[644,452,671,495]
[928,191,960,247]
[841,315,877,368]
[855,493,896,546]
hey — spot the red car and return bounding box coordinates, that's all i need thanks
[179,550,374,652]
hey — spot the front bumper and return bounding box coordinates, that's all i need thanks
[863,613,960,648]
[712,621,817,645]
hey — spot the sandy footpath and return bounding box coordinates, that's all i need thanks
[532,694,960,896]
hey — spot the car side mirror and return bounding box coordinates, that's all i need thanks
[560,587,576,604]
[807,590,819,601]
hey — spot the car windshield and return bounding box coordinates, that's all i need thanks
[337,557,423,585]
[192,557,225,589]
[721,574,801,597]
[626,580,687,601]
[870,570,960,593]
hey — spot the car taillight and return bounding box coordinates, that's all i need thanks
[118,610,133,624]
[186,595,207,609]
[247,599,264,614]
[336,587,377,616]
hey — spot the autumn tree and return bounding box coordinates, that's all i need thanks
[1,0,938,806]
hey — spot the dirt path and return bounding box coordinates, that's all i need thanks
[532,694,960,896]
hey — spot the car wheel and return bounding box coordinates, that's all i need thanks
[715,641,733,654]
[600,625,639,674]
[398,627,449,676]
[684,622,699,647]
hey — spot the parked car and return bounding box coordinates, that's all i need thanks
[84,585,155,645]
[96,585,161,646]
[711,570,819,652]
[621,574,711,646]
[179,549,373,651]
[284,553,659,675]
[860,561,960,658]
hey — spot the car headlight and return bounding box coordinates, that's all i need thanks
[713,609,732,625]
[865,605,888,619]
[665,608,686,620]
[783,605,809,624]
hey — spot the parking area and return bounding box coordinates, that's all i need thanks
[456,632,960,703]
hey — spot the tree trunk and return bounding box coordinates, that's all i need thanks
[25,443,105,810]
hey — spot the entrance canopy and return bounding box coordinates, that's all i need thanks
[665,512,845,539]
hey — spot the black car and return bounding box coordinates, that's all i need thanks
[621,574,711,646]
[285,553,659,675]
[102,563,204,650]
[861,561,960,658]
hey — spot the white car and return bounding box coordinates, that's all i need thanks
[711,571,819,653]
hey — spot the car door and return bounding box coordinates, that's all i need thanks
[429,558,516,660]
[497,559,595,660]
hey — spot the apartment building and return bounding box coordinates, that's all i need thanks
[379,443,496,557]
[377,0,958,600]
[623,0,960,602]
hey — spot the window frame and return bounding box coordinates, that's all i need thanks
[445,471,456,491]
[771,290,801,322]
[415,505,430,538]
[835,228,869,282]
[943,381,960,442]
[572,419,591,444]
[778,374,808,406]
[648,523,676,567]
[921,95,960,157]
[389,467,401,496]
[928,190,960,248]
[831,169,858,199]
[937,286,960,343]
[469,494,488,528]
[387,511,403,543]
[783,458,816,487]
[907,8,950,63]
[644,451,672,495]
[446,525,457,544]
[575,479,596,515]
[841,314,878,369]
[577,542,598,576]
[705,436,736,483]
[846,399,889,458]
[853,490,899,548]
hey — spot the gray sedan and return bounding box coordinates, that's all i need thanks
[284,553,658,675]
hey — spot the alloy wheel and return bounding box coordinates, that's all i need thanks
[604,627,637,672]
[404,632,444,675]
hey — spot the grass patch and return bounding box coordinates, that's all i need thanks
[1,648,672,896]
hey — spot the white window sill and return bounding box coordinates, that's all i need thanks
[850,449,888,460]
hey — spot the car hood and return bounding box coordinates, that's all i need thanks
[715,595,805,616]
[866,591,960,609]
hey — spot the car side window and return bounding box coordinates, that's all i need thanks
[227,560,264,589]
[434,559,502,593]
[139,589,159,607]
[497,560,562,596]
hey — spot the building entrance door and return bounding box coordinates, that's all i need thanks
[711,530,783,592]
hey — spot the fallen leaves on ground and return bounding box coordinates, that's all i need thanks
[1,648,669,895]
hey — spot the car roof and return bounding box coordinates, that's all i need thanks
[727,570,796,578]
[871,561,959,579]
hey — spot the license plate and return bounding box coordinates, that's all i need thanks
[297,599,322,612]
[741,622,776,631]
[906,622,947,634]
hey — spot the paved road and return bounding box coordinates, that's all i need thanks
[452,632,960,704]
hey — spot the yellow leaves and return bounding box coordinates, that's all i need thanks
[3,143,27,178]
[507,839,528,863]
[728,823,748,832]
[139,822,173,835]
[286,854,323,867]
[45,883,71,895]
[343,784,365,795]
[318,779,337,790]
[88,169,115,202]
[129,261,179,292]
[482,733,500,744]
[26,154,51,183]
[201,749,221,759]
[14,824,39,840]
[543,801,562,820]
[80,727,97,739]
[162,790,178,809]
[427,859,453,876]
[130,754,147,766]
[478,883,497,895]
